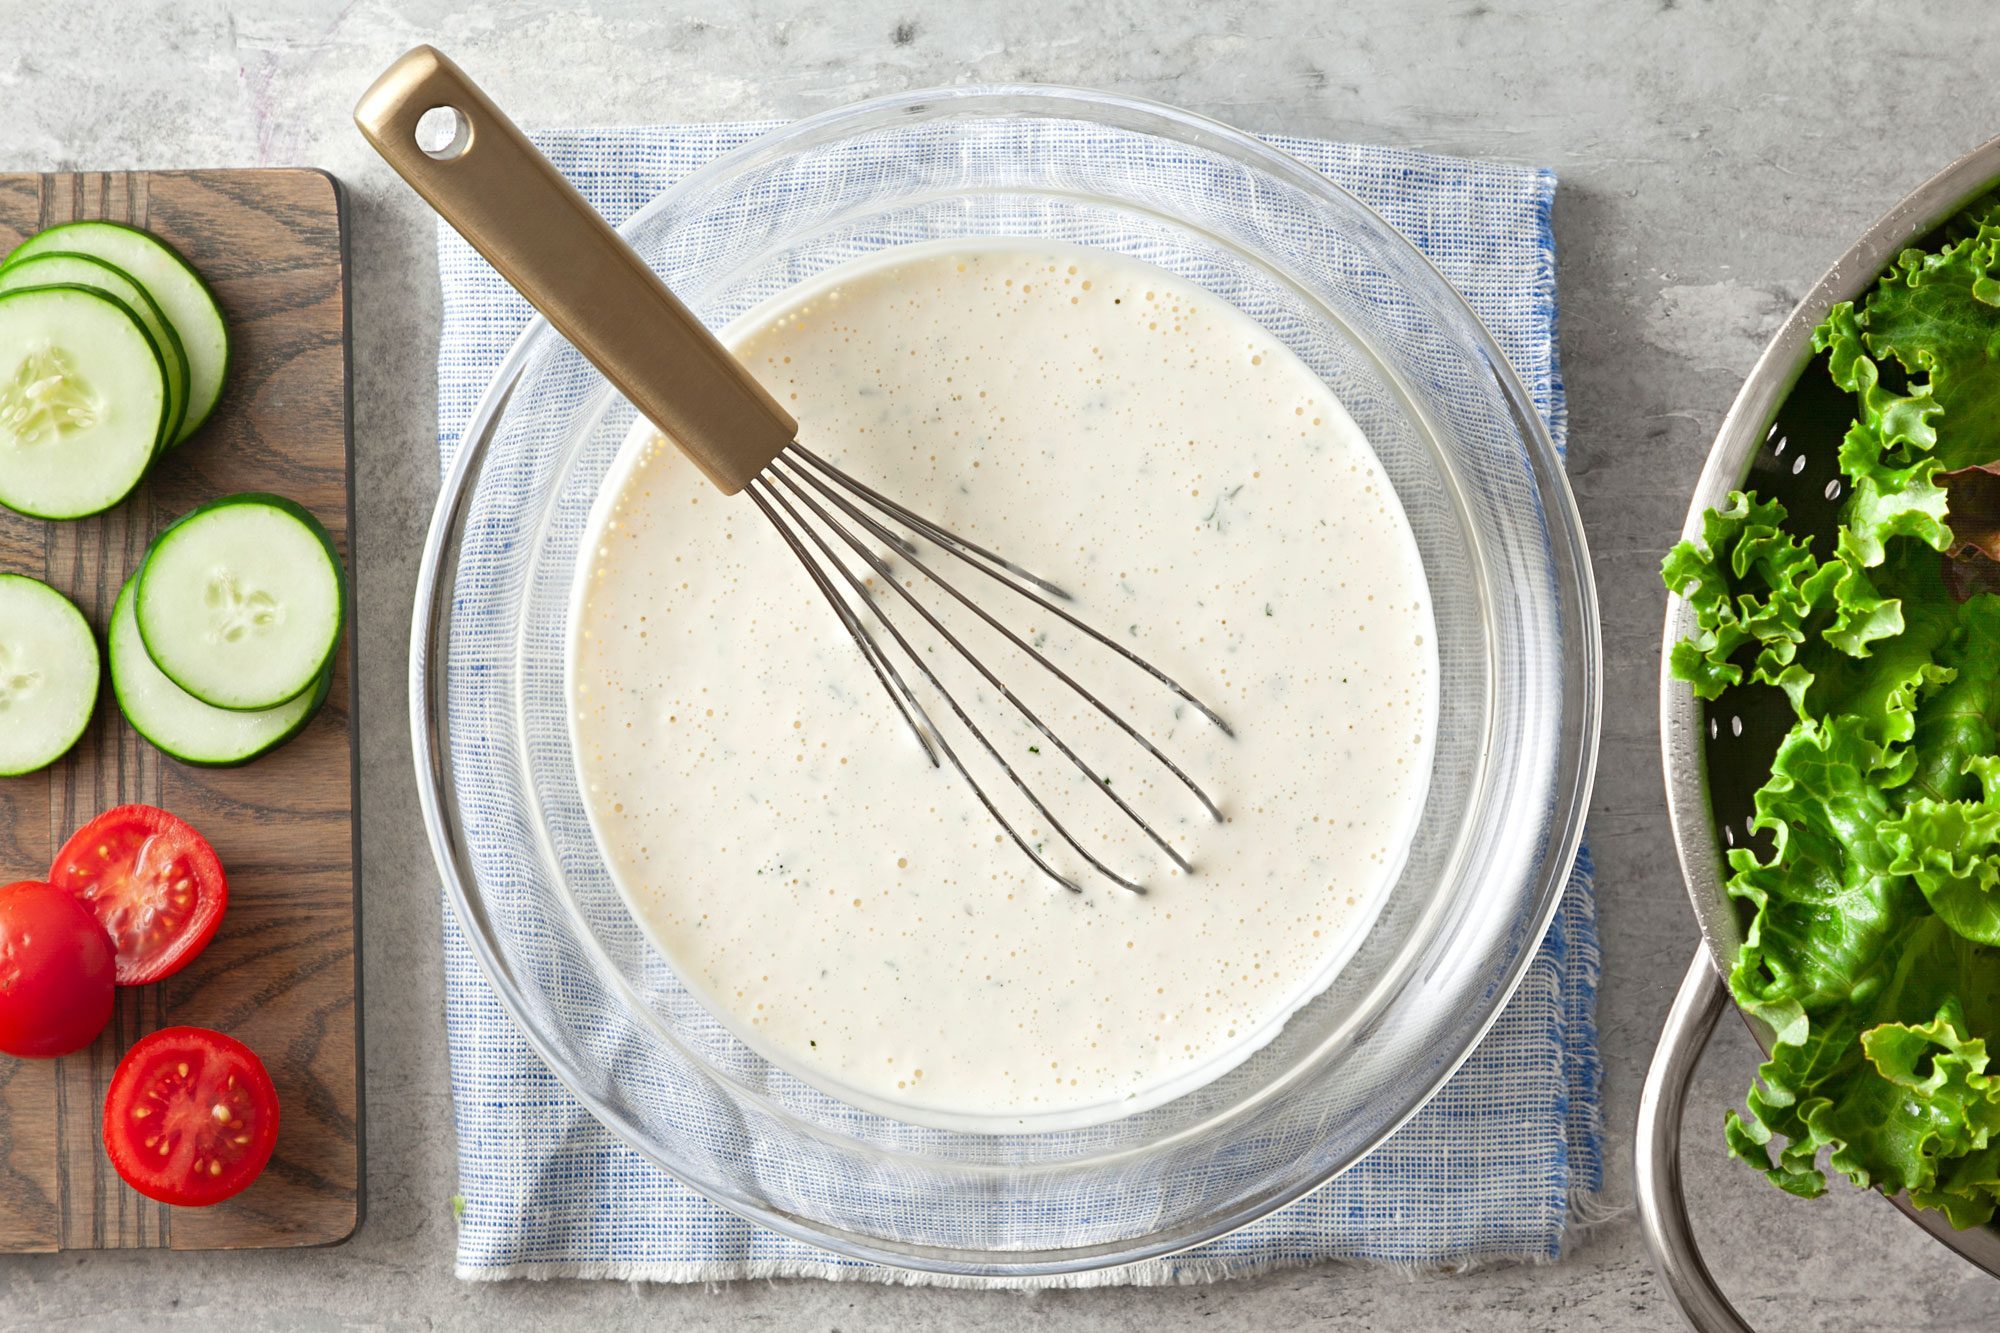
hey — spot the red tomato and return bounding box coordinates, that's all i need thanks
[0,880,117,1058]
[104,1026,279,1207]
[51,805,227,986]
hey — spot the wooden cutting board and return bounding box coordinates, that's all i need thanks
[0,170,360,1251]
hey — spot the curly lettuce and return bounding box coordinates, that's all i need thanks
[1666,200,2000,1229]
[1662,496,1894,705]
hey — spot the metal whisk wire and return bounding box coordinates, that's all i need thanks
[353,49,1231,896]
[745,444,1230,895]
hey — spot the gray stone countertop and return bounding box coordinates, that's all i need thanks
[3,2,2000,1328]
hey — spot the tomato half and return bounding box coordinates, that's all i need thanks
[51,805,227,986]
[104,1026,279,1206]
[0,880,117,1058]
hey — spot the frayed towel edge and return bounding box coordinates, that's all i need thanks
[454,1185,1618,1289]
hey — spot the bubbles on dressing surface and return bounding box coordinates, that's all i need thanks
[568,240,1438,1126]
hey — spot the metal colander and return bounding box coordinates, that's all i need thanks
[1645,133,2000,1331]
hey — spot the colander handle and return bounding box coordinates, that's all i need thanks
[353,46,797,495]
[1636,952,1755,1333]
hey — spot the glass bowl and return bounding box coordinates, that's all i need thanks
[411,85,1600,1276]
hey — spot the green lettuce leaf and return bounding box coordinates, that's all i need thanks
[1670,194,2000,1230]
[1817,528,1908,659]
[1662,495,1910,709]
[1817,300,1943,462]
[1837,419,1950,567]
[1884,752,2000,947]
[1728,918,2000,1227]
[1906,593,2000,806]
[1854,228,2000,471]
[1726,717,1922,1045]
[1920,1145,2000,1231]
[1792,544,1972,785]
[1663,491,1835,699]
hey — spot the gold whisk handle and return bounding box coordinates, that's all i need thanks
[355,45,795,494]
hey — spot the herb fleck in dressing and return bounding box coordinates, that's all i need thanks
[569,241,1437,1129]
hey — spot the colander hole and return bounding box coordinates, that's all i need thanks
[1766,422,1780,441]
[1709,717,1719,741]
[1791,454,1807,475]
[1724,824,1736,847]
[1774,435,1788,455]
[1825,478,1843,501]
[1730,714,1743,737]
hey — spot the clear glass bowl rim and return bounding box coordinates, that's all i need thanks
[409,81,1603,1276]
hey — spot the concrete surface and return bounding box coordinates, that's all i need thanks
[2,1,1999,1328]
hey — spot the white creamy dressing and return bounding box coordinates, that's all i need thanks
[568,241,1437,1129]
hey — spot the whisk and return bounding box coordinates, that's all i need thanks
[358,47,1229,893]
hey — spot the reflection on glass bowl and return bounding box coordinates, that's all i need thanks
[411,84,1599,1277]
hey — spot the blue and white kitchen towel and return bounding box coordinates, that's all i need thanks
[434,122,1601,1284]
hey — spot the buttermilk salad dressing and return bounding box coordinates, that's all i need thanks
[568,240,1438,1129]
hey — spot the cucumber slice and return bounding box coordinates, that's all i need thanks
[7,221,228,445]
[136,494,345,711]
[110,575,327,765]
[0,252,189,446]
[0,284,167,520]
[0,574,100,776]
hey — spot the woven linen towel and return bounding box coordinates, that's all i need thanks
[434,121,1601,1284]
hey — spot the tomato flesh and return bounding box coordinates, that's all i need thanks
[104,1026,279,1207]
[51,805,226,986]
[0,880,117,1058]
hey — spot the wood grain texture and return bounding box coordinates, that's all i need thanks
[0,170,359,1251]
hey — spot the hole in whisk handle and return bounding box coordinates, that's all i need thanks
[415,105,470,160]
